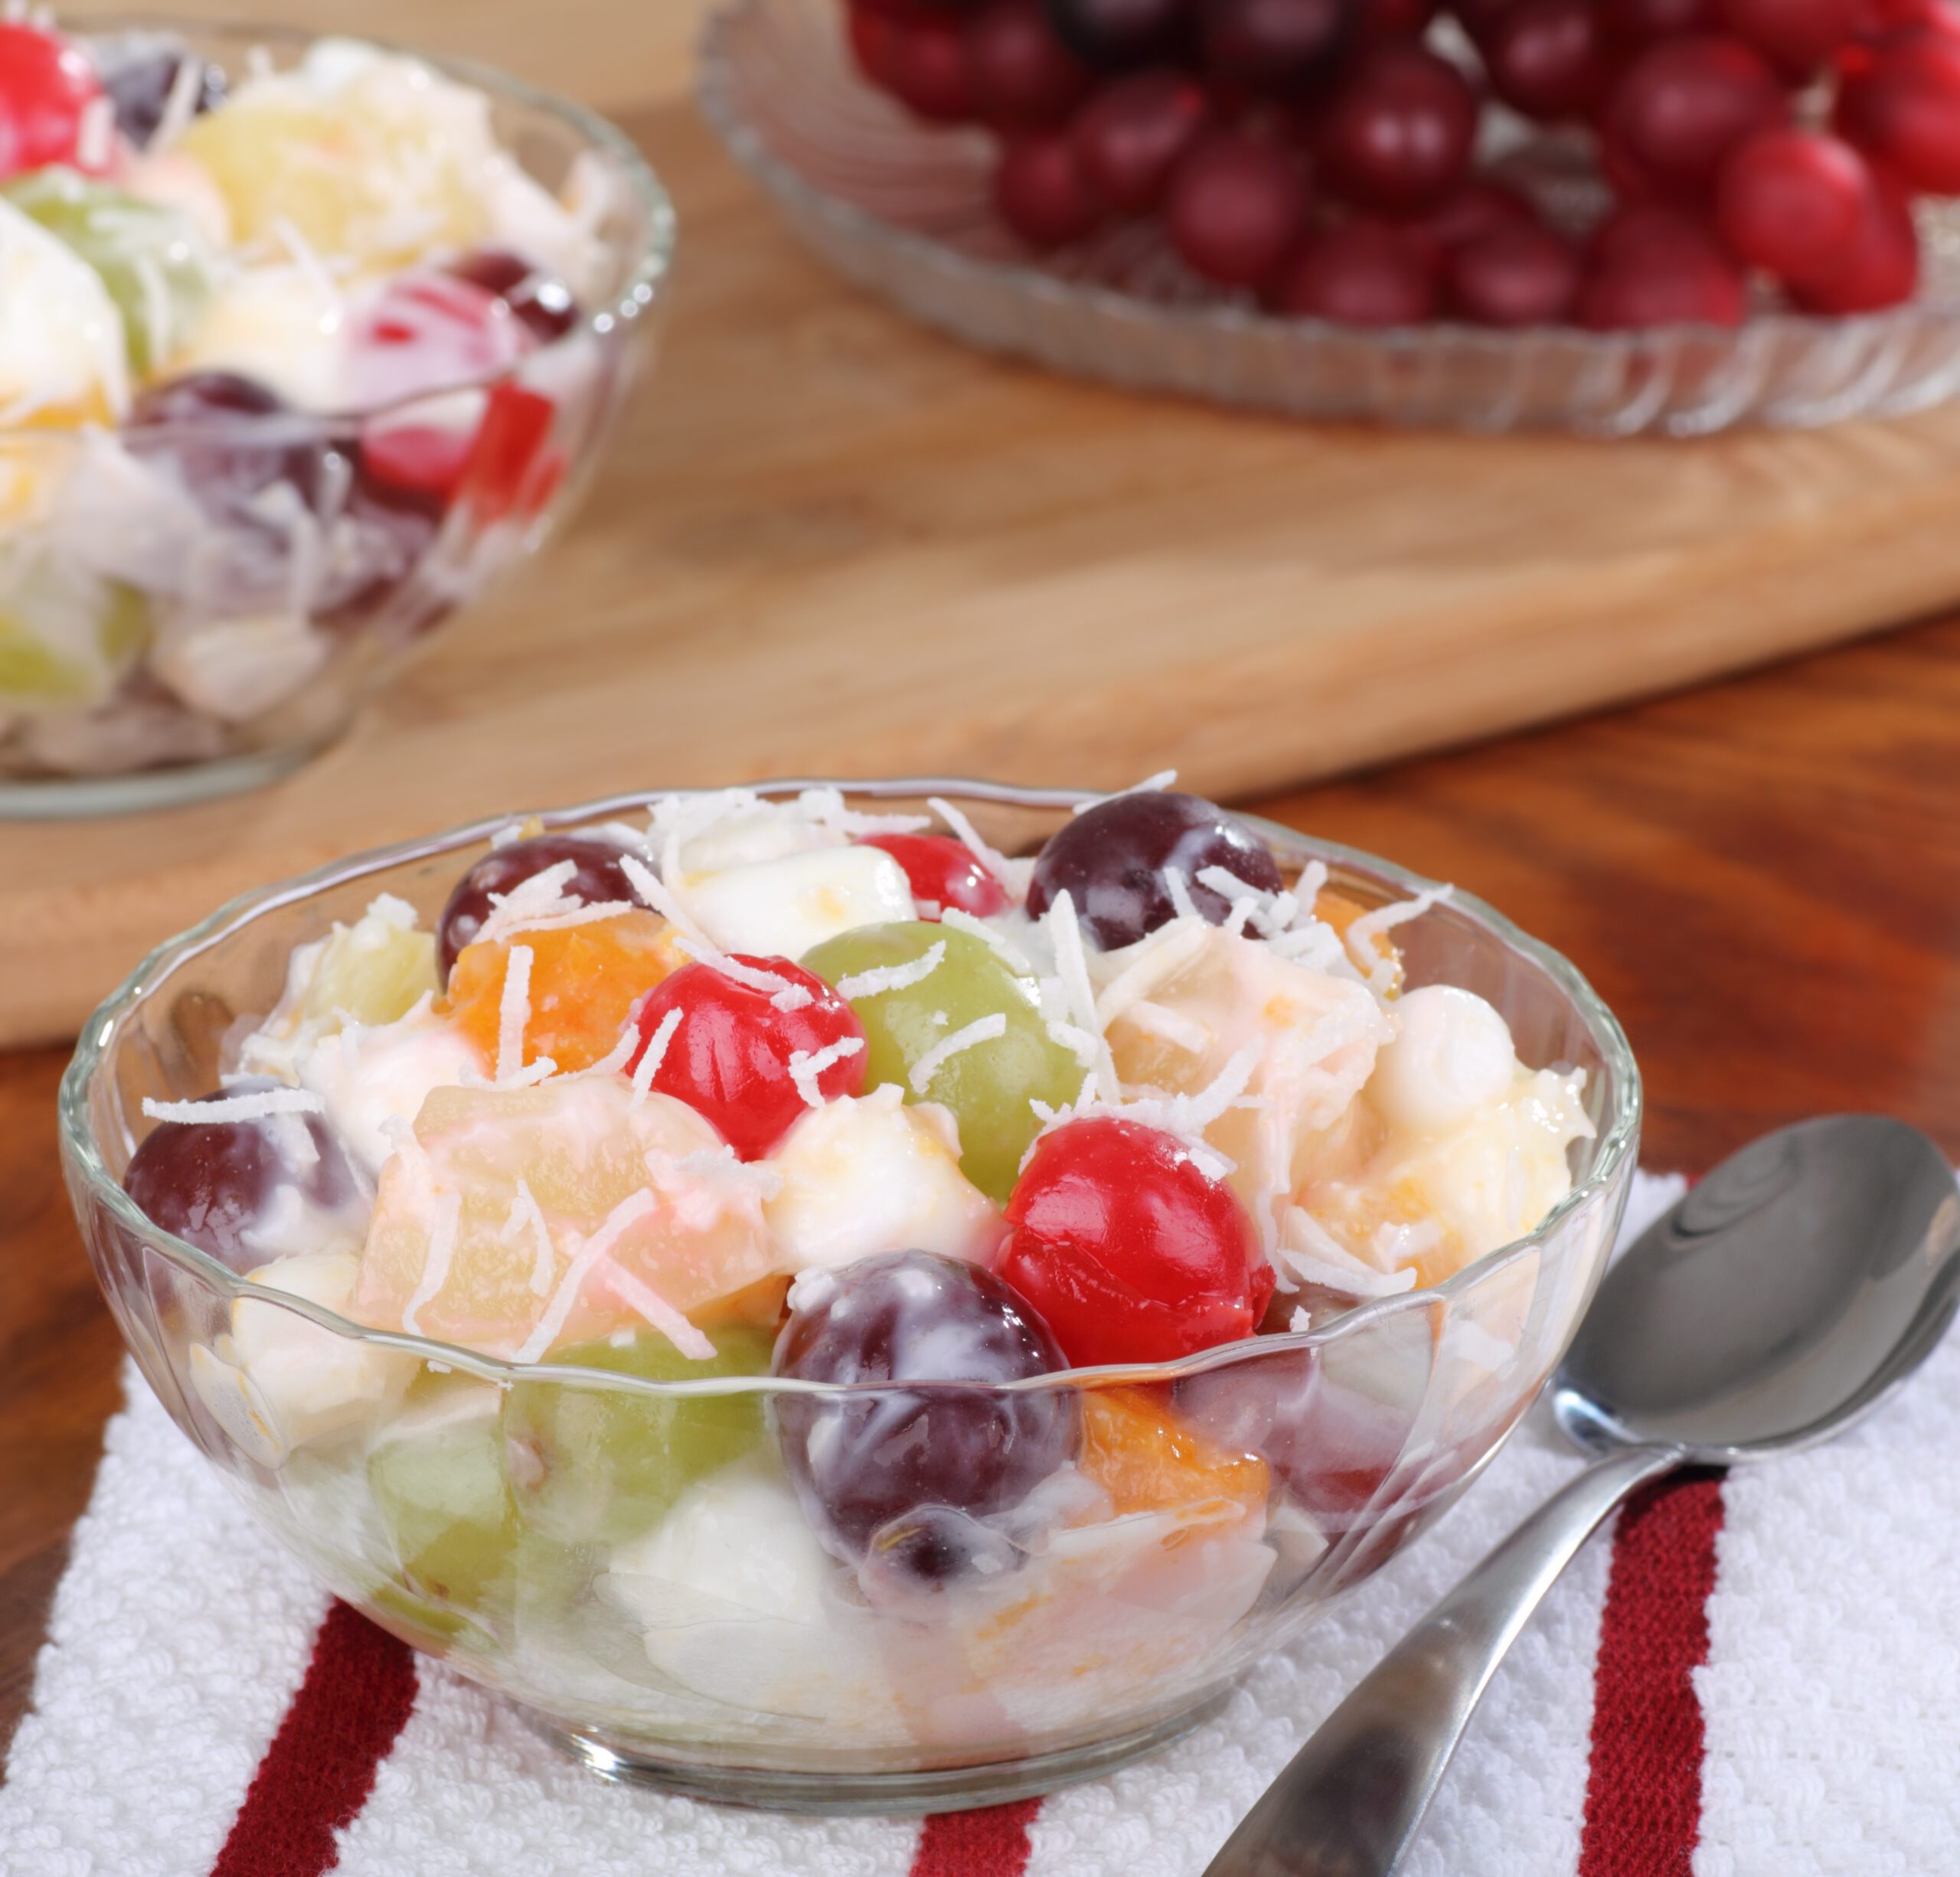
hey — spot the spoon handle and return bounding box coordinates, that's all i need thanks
[1203,1442,1681,1877]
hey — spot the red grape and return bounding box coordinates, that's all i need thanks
[1714,127,1867,282]
[771,1250,1079,1573]
[1200,0,1351,87]
[1451,0,1529,45]
[0,23,103,178]
[1407,176,1541,256]
[858,832,1011,916]
[1044,0,1194,67]
[126,1081,363,1275]
[627,956,868,1159]
[1599,35,1788,202]
[446,250,581,344]
[1445,222,1582,322]
[999,1116,1273,1366]
[994,128,1106,243]
[1586,198,1717,266]
[880,8,979,116]
[1482,0,1615,119]
[963,0,1095,123]
[1598,0,1718,45]
[1837,33,1960,191]
[1165,129,1312,283]
[1357,0,1440,39]
[848,0,910,87]
[437,834,637,975]
[1276,221,1439,322]
[1315,44,1479,214]
[1787,171,1919,311]
[1071,67,1212,209]
[1025,787,1282,945]
[1576,214,1749,325]
[1721,0,1860,69]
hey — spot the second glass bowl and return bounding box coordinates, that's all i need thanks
[60,780,1639,1811]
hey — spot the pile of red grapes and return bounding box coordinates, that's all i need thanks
[842,0,1960,326]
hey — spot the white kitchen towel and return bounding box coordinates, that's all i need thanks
[3,1170,1954,1877]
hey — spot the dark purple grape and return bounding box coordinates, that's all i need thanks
[124,371,338,524]
[1026,788,1283,947]
[97,39,226,148]
[437,834,639,975]
[125,1079,362,1275]
[770,1251,1080,1574]
[1201,0,1352,85]
[1044,0,1192,68]
[446,249,581,344]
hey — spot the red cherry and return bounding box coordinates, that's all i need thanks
[0,24,105,178]
[1483,0,1616,119]
[1315,45,1479,215]
[1452,0,1528,44]
[1721,0,1860,69]
[1445,223,1582,323]
[1200,0,1351,87]
[1598,0,1719,45]
[1071,68,1212,210]
[848,0,910,87]
[858,833,1011,916]
[1406,176,1541,256]
[962,0,1095,124]
[455,382,560,522]
[1786,171,1919,311]
[1576,214,1749,326]
[1586,199,1715,265]
[1357,0,1441,39]
[993,128,1106,243]
[880,8,979,118]
[1599,36,1788,202]
[1837,34,1960,191]
[999,1116,1273,1366]
[1714,127,1868,282]
[1165,129,1312,285]
[625,957,867,1160]
[1274,222,1439,323]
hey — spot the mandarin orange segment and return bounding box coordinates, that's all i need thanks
[444,911,683,1074]
[1077,1388,1269,1520]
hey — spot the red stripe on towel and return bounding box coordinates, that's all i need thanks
[1578,1471,1727,1877]
[910,1798,1044,1877]
[210,1600,417,1877]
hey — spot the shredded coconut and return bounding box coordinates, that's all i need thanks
[631,1007,682,1104]
[788,1036,866,1108]
[927,797,1014,886]
[495,945,534,1083]
[1073,769,1178,813]
[513,1190,658,1363]
[1162,866,1203,924]
[1041,889,1119,1103]
[602,1266,716,1360]
[939,907,1034,974]
[620,854,711,950]
[142,1089,325,1125]
[907,1013,1008,1096]
[498,1178,557,1298]
[400,1190,464,1337]
[677,942,814,1010]
[835,942,946,1001]
[150,51,207,151]
[1345,885,1454,992]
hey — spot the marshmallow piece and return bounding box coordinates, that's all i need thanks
[1369,984,1518,1136]
[684,845,913,961]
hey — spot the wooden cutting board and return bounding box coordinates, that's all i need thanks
[11,31,1960,1046]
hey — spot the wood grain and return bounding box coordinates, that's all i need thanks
[8,91,1960,1044]
[6,615,1960,1758]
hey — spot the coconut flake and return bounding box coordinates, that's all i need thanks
[513,1189,658,1363]
[495,944,534,1082]
[571,1024,641,1082]
[499,1177,557,1297]
[788,1036,866,1108]
[678,942,815,1010]
[75,94,113,171]
[401,1189,464,1336]
[906,1013,1008,1096]
[1162,866,1203,924]
[620,853,711,950]
[1042,889,1119,1103]
[142,1089,325,1125]
[602,1266,716,1360]
[631,1006,683,1104]
[835,942,946,1001]
[149,51,207,151]
[926,797,1013,887]
[1121,998,1210,1053]
[1345,885,1453,992]
[1072,769,1178,814]
[1280,1207,1419,1298]
[940,907,1034,975]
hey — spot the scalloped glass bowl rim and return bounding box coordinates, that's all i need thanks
[694,0,1957,354]
[60,775,1642,1401]
[0,11,677,438]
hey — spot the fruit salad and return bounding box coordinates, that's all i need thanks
[843,0,1959,329]
[0,21,644,787]
[123,782,1598,1760]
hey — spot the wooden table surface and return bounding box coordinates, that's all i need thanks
[5,0,1958,1771]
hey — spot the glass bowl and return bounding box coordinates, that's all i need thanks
[0,19,673,818]
[697,0,1960,439]
[59,779,1639,1813]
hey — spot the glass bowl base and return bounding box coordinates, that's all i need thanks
[0,724,348,820]
[528,1693,1229,1815]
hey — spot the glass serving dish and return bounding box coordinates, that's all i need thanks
[60,779,1639,1813]
[0,19,673,818]
[697,0,1960,439]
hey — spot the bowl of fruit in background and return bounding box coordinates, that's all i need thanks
[60,779,1638,1808]
[0,18,671,817]
[697,0,1960,434]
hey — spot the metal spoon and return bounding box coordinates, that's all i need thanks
[1203,1115,1960,1877]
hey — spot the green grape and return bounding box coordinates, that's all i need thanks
[0,564,147,705]
[802,922,1086,1203]
[501,1324,774,1546]
[367,1373,520,1615]
[5,167,212,377]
